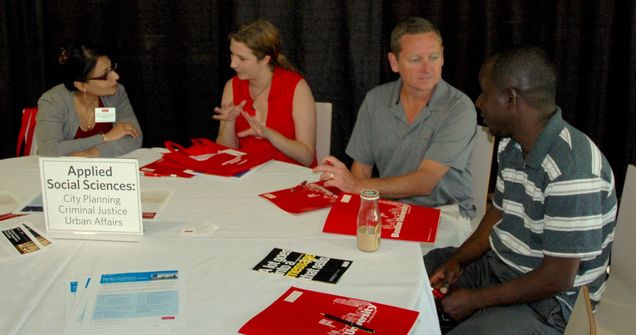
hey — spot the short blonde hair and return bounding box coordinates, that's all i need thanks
[390,17,443,56]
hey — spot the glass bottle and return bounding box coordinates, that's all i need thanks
[356,189,381,252]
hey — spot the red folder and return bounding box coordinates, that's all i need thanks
[239,286,419,335]
[258,180,341,214]
[323,193,441,243]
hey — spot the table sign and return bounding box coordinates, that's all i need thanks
[39,157,143,241]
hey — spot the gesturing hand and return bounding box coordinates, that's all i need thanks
[237,110,270,139]
[213,100,246,122]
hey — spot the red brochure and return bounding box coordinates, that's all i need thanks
[323,193,440,243]
[259,180,341,214]
[239,286,419,335]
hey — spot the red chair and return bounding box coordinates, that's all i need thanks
[16,107,38,156]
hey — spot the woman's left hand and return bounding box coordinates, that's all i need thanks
[237,111,270,139]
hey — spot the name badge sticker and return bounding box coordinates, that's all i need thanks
[95,107,116,123]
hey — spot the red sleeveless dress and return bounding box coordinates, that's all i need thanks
[232,67,313,166]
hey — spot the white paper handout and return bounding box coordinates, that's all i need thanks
[0,191,20,215]
[15,193,43,214]
[140,189,174,220]
[65,269,184,334]
[0,191,25,221]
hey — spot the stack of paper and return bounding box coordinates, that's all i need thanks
[0,191,25,221]
[64,270,184,334]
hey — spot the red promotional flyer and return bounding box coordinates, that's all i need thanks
[239,286,419,335]
[259,180,340,214]
[323,193,440,243]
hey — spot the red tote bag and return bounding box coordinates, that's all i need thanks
[161,138,272,177]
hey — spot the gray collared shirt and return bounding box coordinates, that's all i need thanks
[346,78,477,217]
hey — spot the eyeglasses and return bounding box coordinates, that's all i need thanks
[88,62,117,81]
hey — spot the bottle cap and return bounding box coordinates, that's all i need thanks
[360,189,379,200]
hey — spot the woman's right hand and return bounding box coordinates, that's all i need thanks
[104,122,140,142]
[213,100,246,122]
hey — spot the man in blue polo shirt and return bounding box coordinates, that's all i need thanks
[425,46,617,334]
[314,17,477,247]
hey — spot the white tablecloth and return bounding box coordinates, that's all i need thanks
[0,150,441,335]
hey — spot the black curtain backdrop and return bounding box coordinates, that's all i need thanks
[2,0,635,195]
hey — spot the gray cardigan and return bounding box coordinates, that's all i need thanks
[36,83,143,157]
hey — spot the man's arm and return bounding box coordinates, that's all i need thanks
[433,206,581,321]
[353,158,448,198]
[429,206,502,291]
[351,161,372,179]
[442,255,580,321]
[316,157,448,197]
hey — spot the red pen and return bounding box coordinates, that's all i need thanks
[432,287,446,299]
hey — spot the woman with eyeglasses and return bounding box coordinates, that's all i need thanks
[213,19,316,167]
[36,44,142,157]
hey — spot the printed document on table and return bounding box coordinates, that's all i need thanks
[15,193,43,213]
[140,189,174,220]
[253,248,353,284]
[0,222,51,262]
[0,191,25,221]
[0,191,20,215]
[66,276,92,326]
[66,269,184,334]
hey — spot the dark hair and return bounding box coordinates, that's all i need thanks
[58,44,106,91]
[390,17,443,56]
[490,46,557,112]
[229,19,296,72]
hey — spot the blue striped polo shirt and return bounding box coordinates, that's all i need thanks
[490,108,617,316]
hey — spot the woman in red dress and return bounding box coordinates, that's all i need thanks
[213,19,316,167]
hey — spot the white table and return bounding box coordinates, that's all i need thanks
[0,151,441,334]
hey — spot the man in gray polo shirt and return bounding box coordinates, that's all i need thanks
[425,46,617,334]
[314,17,477,247]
